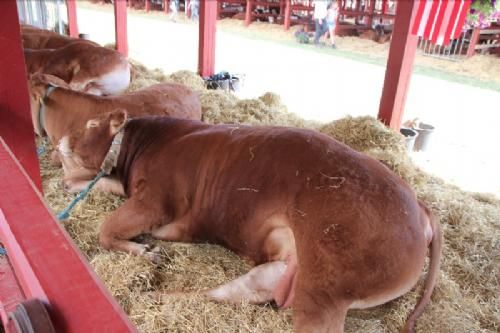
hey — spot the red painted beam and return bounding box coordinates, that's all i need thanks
[245,0,253,26]
[145,0,151,12]
[378,0,419,130]
[284,0,291,30]
[466,28,480,57]
[0,138,137,333]
[164,0,170,14]
[187,0,192,19]
[198,0,217,77]
[0,0,42,191]
[66,0,79,37]
[114,0,129,56]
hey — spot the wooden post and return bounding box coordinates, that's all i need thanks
[0,0,42,190]
[66,0,79,37]
[164,0,170,14]
[284,0,291,30]
[114,0,128,56]
[378,0,419,130]
[466,28,480,57]
[245,0,253,26]
[198,0,217,77]
[145,0,151,12]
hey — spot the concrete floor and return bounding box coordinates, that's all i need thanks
[76,6,500,197]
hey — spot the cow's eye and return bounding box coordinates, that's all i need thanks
[86,119,100,128]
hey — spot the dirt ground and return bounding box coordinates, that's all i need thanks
[215,18,500,85]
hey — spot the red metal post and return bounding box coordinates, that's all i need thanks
[164,0,170,14]
[0,1,42,191]
[0,139,137,333]
[198,0,217,77]
[245,0,253,26]
[187,0,192,18]
[114,0,129,56]
[367,0,376,28]
[284,0,291,30]
[145,0,151,12]
[66,0,79,37]
[378,0,419,130]
[466,28,480,57]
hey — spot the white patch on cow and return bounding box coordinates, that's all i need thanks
[93,62,131,95]
[206,261,287,304]
[58,136,72,157]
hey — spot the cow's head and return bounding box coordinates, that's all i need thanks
[58,109,128,190]
[28,73,70,136]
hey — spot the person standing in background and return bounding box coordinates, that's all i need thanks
[325,1,339,48]
[312,0,328,45]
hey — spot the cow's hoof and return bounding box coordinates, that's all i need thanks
[143,247,162,264]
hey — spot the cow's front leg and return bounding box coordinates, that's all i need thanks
[205,261,288,304]
[151,218,191,242]
[99,197,162,262]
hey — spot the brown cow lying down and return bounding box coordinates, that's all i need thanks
[58,112,442,332]
[24,43,130,95]
[21,25,99,49]
[30,74,201,187]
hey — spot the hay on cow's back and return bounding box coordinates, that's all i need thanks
[39,59,500,333]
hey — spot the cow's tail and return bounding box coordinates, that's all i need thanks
[401,202,443,333]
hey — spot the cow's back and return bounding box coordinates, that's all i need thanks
[122,120,424,267]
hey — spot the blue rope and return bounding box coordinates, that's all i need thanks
[57,171,106,220]
[37,138,47,157]
[0,247,6,256]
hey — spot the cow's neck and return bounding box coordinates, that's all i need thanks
[24,49,51,73]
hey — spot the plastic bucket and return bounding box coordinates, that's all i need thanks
[400,127,419,151]
[413,123,435,152]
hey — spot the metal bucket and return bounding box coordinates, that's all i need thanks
[413,123,435,152]
[400,127,419,151]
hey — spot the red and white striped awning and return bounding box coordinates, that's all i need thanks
[412,0,472,45]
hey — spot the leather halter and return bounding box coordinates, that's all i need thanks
[100,122,127,175]
[37,85,56,136]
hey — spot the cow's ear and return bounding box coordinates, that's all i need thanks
[30,73,70,89]
[109,109,128,135]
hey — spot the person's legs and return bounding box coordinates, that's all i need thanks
[314,19,322,44]
[329,25,336,47]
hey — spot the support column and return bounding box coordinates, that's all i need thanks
[0,0,42,190]
[164,0,170,14]
[378,0,419,130]
[284,0,291,30]
[466,28,480,57]
[145,0,151,12]
[114,0,128,56]
[198,0,217,77]
[245,0,253,26]
[66,0,79,37]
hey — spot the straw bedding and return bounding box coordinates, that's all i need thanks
[39,60,499,332]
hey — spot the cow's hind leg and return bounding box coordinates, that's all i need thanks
[205,261,287,304]
[99,198,162,262]
[293,291,350,333]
